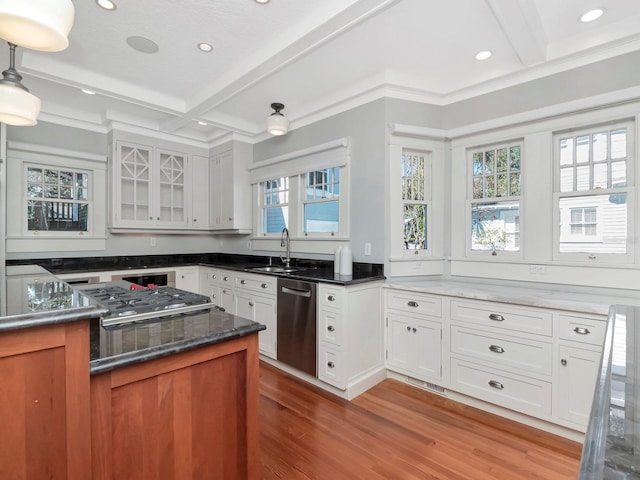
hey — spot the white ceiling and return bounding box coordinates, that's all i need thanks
[7,0,640,144]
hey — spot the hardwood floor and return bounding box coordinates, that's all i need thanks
[259,363,582,480]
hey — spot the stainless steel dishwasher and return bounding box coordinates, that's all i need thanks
[277,277,317,376]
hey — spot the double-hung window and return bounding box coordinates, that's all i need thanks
[303,167,340,234]
[27,166,90,232]
[401,150,429,251]
[469,141,522,254]
[260,177,289,234]
[554,120,634,261]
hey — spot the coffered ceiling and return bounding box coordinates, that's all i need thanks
[7,0,640,143]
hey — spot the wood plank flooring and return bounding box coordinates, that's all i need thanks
[259,363,582,480]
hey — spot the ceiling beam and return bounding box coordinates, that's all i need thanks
[159,0,403,133]
[485,0,547,66]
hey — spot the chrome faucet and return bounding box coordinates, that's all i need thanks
[280,227,290,267]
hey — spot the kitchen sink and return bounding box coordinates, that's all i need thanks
[248,265,308,274]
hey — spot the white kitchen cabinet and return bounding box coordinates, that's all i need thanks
[386,311,442,383]
[209,146,251,232]
[385,290,443,384]
[317,282,384,391]
[555,313,607,429]
[234,272,277,359]
[190,155,212,230]
[175,267,199,293]
[112,140,189,230]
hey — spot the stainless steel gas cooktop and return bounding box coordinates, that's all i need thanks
[77,281,214,326]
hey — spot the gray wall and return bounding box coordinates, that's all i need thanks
[6,122,221,260]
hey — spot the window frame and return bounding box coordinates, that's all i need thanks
[466,139,524,259]
[6,143,107,253]
[259,176,289,236]
[552,120,635,264]
[301,166,343,237]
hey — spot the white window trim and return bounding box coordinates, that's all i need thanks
[6,142,107,253]
[552,120,635,265]
[250,139,350,254]
[387,131,445,277]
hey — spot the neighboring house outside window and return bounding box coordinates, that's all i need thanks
[303,167,340,234]
[554,122,632,259]
[469,141,522,254]
[27,166,90,232]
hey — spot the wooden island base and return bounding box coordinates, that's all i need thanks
[90,334,261,480]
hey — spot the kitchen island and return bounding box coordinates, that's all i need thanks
[0,265,265,480]
[579,305,640,479]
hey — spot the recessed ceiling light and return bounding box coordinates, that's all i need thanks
[254,0,270,4]
[81,89,96,95]
[580,8,604,23]
[198,43,213,52]
[126,36,159,54]
[475,50,492,61]
[96,0,117,10]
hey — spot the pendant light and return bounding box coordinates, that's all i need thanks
[267,103,289,136]
[0,43,41,126]
[0,0,75,52]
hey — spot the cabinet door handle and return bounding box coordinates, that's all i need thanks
[240,279,247,285]
[248,301,254,307]
[327,361,335,369]
[561,359,567,366]
[406,326,411,332]
[573,327,591,335]
[412,327,417,333]
[328,295,336,302]
[223,276,229,281]
[488,380,504,390]
[261,283,268,289]
[489,313,505,322]
[489,345,505,354]
[407,301,419,308]
[327,325,335,332]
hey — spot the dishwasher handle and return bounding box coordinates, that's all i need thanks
[281,286,312,298]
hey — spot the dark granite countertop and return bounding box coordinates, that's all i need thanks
[7,253,385,286]
[89,307,265,375]
[1,264,266,375]
[579,305,640,479]
[0,265,107,331]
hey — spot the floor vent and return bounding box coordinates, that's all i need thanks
[406,377,447,396]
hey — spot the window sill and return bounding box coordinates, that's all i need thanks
[251,237,349,256]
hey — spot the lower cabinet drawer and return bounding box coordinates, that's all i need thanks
[558,314,607,347]
[318,345,346,390]
[450,326,552,376]
[450,359,552,418]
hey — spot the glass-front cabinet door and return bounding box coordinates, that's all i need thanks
[116,141,153,227]
[113,142,190,229]
[155,149,188,228]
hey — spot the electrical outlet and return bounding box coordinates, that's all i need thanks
[529,264,546,274]
[150,237,156,247]
[364,242,372,255]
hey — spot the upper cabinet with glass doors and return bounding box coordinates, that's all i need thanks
[111,140,190,231]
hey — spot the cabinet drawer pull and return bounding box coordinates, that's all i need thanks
[407,301,419,308]
[328,295,336,302]
[489,313,505,322]
[327,325,335,332]
[412,327,417,333]
[489,345,505,354]
[573,327,591,335]
[406,326,411,332]
[261,283,268,289]
[488,380,504,390]
[240,279,247,285]
[223,276,229,281]
[327,361,335,369]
